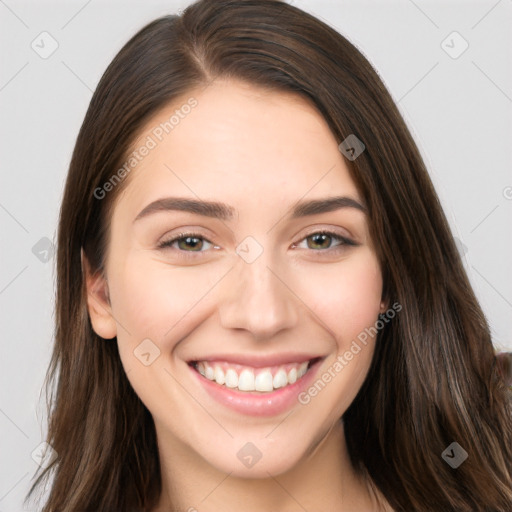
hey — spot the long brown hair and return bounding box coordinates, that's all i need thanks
[26,1,512,510]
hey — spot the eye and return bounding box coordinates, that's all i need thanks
[157,229,357,258]
[293,230,357,252]
[157,232,217,254]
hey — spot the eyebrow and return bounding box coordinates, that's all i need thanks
[133,195,366,223]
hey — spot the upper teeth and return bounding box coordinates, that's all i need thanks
[195,361,309,392]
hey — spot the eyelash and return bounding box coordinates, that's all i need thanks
[157,230,357,258]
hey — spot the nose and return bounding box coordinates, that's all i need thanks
[218,248,299,341]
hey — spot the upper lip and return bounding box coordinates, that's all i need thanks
[188,353,323,368]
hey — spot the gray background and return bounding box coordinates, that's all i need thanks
[1,0,511,510]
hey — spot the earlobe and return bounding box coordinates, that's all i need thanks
[81,249,117,340]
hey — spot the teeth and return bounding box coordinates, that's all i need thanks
[225,368,239,388]
[195,360,312,393]
[238,369,255,391]
[214,366,225,385]
[205,365,214,380]
[272,369,288,389]
[255,370,273,392]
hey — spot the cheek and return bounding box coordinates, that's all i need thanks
[107,252,225,348]
[110,247,383,352]
[292,252,383,413]
[106,253,223,411]
[298,250,383,342]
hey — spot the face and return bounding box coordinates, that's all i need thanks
[86,79,386,478]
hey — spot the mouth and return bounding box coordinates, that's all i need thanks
[187,356,323,417]
[189,358,320,393]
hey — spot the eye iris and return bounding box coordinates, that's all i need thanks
[178,236,203,251]
[308,233,331,250]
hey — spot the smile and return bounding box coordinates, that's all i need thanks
[188,355,323,417]
[193,360,311,392]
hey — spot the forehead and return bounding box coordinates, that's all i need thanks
[115,79,361,215]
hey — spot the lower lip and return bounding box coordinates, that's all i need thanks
[189,359,323,417]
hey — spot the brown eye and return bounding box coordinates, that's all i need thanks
[307,233,334,250]
[158,233,215,253]
[177,236,204,251]
[296,231,356,251]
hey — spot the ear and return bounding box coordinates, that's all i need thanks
[81,248,117,340]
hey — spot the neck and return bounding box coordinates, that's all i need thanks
[152,419,385,512]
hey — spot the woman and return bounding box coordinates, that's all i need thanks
[26,0,512,510]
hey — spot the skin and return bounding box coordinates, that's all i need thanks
[85,79,390,511]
